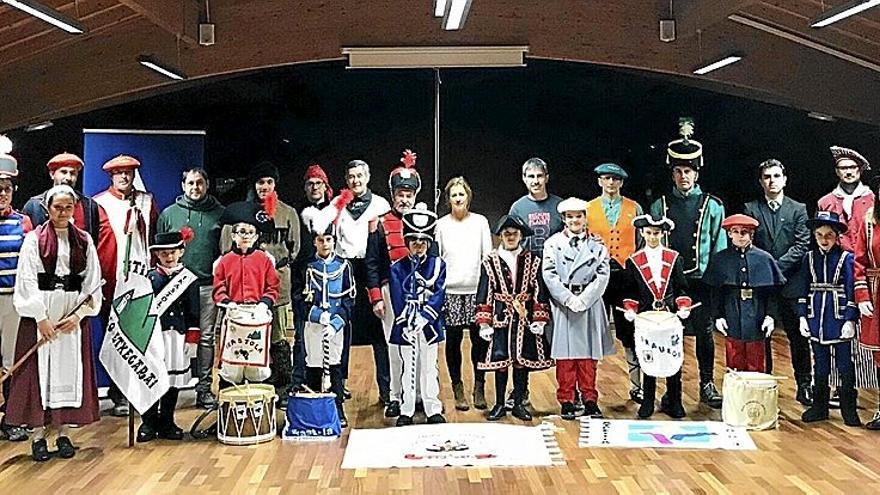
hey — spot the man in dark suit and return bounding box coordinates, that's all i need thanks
[743,158,813,405]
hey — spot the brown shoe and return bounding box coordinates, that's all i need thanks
[472,380,487,410]
[453,382,469,411]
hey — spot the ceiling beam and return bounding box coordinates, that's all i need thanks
[117,0,199,45]
[675,0,759,39]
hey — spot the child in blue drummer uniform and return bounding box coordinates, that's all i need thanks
[389,203,447,426]
[139,229,201,443]
[302,223,355,428]
[795,211,861,426]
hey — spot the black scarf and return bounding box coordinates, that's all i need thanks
[347,190,373,221]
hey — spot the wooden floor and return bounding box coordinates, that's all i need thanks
[2,333,879,495]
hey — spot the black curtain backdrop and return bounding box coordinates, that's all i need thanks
[7,59,879,223]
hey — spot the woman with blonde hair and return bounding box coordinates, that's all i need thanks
[435,177,492,410]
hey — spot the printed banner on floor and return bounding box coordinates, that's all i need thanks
[99,271,170,414]
[341,423,554,468]
[579,418,756,451]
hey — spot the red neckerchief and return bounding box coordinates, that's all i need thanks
[37,222,89,276]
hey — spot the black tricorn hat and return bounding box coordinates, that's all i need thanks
[492,214,534,237]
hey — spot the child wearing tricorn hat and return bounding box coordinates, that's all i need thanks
[138,228,201,443]
[301,190,355,427]
[621,213,692,419]
[543,197,616,420]
[388,203,446,426]
[213,204,280,385]
[703,214,785,373]
[475,214,552,422]
[794,211,860,426]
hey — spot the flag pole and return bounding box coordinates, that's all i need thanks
[124,192,136,447]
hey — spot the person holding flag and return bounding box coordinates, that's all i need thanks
[5,185,103,462]
[137,229,201,442]
[93,154,158,416]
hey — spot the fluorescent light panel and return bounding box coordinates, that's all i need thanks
[2,0,86,34]
[342,46,527,69]
[810,0,880,28]
[443,0,472,30]
[693,55,742,75]
[25,121,54,132]
[433,0,447,17]
[137,55,187,80]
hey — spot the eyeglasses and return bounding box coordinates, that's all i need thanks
[233,229,257,237]
[0,186,14,195]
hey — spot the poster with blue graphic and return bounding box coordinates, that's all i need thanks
[83,129,205,390]
[579,418,756,451]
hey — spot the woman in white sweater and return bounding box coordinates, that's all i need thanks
[435,177,493,410]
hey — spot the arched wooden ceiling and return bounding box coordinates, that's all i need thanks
[1,0,879,131]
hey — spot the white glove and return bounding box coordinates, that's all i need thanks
[762,316,775,338]
[623,310,636,322]
[184,342,197,359]
[479,324,494,342]
[529,322,545,335]
[224,301,238,311]
[676,309,691,320]
[319,311,331,325]
[859,301,874,317]
[257,302,271,319]
[565,296,587,313]
[714,318,728,336]
[402,328,416,345]
[841,321,856,340]
[799,317,810,338]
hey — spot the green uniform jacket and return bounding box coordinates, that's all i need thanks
[157,195,225,286]
[650,184,726,279]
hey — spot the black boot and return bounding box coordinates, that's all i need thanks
[840,373,862,427]
[31,439,50,462]
[802,376,829,423]
[660,372,686,418]
[305,367,323,393]
[487,404,507,421]
[158,389,183,440]
[269,340,293,394]
[510,369,532,421]
[138,405,160,443]
[638,376,656,419]
[491,370,509,420]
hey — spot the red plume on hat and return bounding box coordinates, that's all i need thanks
[179,226,195,244]
[401,149,417,168]
[333,189,354,225]
[389,149,421,194]
[263,190,278,219]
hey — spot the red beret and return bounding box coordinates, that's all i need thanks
[47,152,84,172]
[102,154,141,172]
[303,163,333,201]
[722,214,759,230]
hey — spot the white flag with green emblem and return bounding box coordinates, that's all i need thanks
[99,271,169,414]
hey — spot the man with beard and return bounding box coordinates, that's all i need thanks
[156,168,225,408]
[743,159,812,405]
[649,118,726,409]
[220,162,300,403]
[94,155,157,417]
[365,150,433,417]
[333,159,391,404]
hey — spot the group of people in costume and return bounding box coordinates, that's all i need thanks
[1,115,880,464]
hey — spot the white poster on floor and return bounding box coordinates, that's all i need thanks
[579,418,757,451]
[342,423,554,468]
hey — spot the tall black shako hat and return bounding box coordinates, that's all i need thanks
[491,214,534,237]
[666,117,703,170]
[219,200,275,235]
[402,202,437,242]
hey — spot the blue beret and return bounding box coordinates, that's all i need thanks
[593,163,628,179]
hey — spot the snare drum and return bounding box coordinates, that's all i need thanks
[722,371,779,431]
[634,311,684,378]
[221,304,272,367]
[217,383,278,445]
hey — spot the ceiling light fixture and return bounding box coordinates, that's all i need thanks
[807,111,837,122]
[2,0,86,34]
[693,54,742,75]
[433,0,447,17]
[25,121,54,132]
[810,0,880,28]
[342,45,527,69]
[442,0,472,30]
[137,55,187,80]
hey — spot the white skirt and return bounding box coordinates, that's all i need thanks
[162,330,191,389]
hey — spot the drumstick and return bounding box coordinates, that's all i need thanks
[322,327,331,394]
[614,302,702,313]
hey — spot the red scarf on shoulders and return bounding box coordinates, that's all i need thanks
[37,222,89,276]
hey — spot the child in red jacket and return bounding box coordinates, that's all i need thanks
[214,207,280,384]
